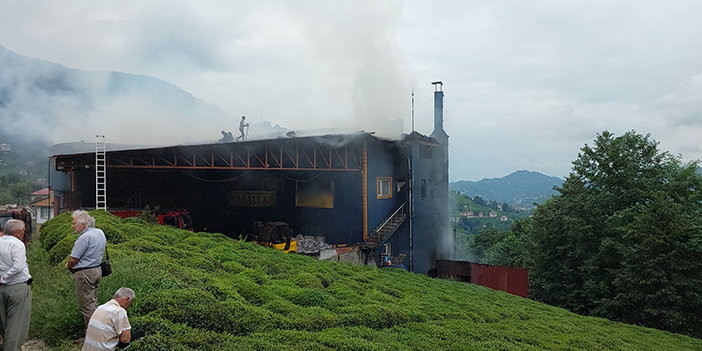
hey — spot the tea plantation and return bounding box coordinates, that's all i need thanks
[29,211,702,350]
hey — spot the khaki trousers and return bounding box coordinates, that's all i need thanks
[73,267,101,326]
[0,282,32,351]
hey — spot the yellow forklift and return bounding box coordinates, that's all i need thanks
[252,221,297,253]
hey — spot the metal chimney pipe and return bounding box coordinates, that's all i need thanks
[430,81,448,144]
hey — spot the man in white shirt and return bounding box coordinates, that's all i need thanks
[0,219,32,351]
[82,288,136,351]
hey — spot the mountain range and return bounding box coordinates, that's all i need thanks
[0,44,233,146]
[450,170,564,208]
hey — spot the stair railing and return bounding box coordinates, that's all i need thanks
[372,202,406,237]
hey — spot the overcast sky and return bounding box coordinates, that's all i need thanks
[1,0,701,181]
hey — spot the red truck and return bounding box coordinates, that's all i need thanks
[110,209,193,231]
[0,208,33,243]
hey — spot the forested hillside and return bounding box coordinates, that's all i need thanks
[0,130,47,205]
[29,211,702,350]
[0,44,230,146]
[471,130,702,339]
[450,170,562,209]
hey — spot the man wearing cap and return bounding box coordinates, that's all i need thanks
[236,116,249,141]
[0,219,32,351]
[66,211,107,327]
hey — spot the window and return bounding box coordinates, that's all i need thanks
[377,177,392,199]
[421,179,427,199]
[40,207,50,219]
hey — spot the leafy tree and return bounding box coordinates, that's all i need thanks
[470,218,534,268]
[473,195,487,206]
[0,173,37,205]
[529,130,702,337]
[470,229,509,260]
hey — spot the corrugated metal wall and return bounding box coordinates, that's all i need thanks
[436,259,529,298]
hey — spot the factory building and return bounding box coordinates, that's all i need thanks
[49,84,449,274]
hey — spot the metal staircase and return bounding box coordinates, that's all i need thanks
[360,202,406,249]
[96,135,107,210]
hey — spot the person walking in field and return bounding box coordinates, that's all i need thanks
[66,211,107,327]
[0,219,32,351]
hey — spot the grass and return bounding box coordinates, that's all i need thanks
[28,211,702,350]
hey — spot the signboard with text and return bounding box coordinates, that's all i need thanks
[230,191,277,207]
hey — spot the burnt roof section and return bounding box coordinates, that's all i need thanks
[52,132,390,172]
[52,132,373,158]
[402,131,440,145]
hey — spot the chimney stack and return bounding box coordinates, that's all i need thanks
[430,81,448,144]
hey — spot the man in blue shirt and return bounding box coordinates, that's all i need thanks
[66,211,107,327]
[0,219,32,351]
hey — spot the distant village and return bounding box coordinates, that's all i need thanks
[459,209,509,222]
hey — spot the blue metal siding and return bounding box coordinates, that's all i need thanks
[365,138,400,234]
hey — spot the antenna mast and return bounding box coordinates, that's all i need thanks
[411,86,415,132]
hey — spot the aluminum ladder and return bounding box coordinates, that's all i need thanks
[96,135,107,210]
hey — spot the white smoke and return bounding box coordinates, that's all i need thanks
[284,0,410,139]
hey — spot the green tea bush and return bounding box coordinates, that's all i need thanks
[47,233,78,265]
[28,215,702,351]
[221,260,246,274]
[177,255,222,273]
[291,273,326,289]
[139,288,235,332]
[39,212,72,251]
[120,223,150,239]
[261,298,300,316]
[118,238,164,254]
[288,306,340,331]
[100,221,127,244]
[289,288,337,308]
[121,217,149,226]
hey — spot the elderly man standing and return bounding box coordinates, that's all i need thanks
[0,219,32,351]
[82,287,140,351]
[66,211,106,327]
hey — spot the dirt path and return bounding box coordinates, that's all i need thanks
[22,340,50,351]
[21,339,81,351]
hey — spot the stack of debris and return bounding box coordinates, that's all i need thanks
[295,235,332,254]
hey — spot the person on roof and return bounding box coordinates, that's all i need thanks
[236,116,249,141]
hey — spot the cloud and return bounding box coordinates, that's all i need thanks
[2,0,702,180]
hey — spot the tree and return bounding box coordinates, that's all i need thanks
[0,173,37,205]
[470,229,509,260]
[481,217,534,268]
[529,130,702,337]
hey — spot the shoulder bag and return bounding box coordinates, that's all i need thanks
[100,248,112,277]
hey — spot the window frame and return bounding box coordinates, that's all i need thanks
[376,177,392,199]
